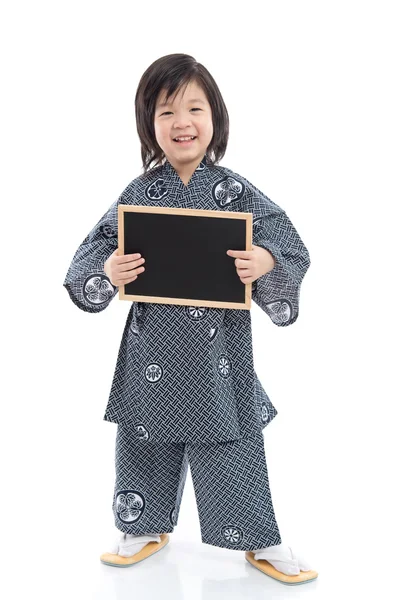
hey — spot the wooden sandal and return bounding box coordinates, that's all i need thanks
[245,550,318,585]
[100,533,169,567]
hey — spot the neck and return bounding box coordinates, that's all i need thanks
[167,155,205,186]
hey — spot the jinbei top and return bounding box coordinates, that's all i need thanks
[63,155,311,444]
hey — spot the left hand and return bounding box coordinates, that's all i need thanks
[226,245,276,284]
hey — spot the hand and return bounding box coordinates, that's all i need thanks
[104,249,146,286]
[226,245,276,284]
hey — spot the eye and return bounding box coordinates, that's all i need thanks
[160,108,202,116]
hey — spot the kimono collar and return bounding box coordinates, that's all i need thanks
[163,154,209,189]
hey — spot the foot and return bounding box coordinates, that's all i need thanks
[109,532,162,558]
[252,543,312,576]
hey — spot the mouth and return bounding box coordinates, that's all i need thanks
[173,136,197,145]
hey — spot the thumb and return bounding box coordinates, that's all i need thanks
[105,248,118,267]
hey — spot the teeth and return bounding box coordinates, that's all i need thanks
[174,136,195,141]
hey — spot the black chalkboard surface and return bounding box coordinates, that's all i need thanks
[118,205,253,309]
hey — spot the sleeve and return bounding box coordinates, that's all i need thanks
[63,198,120,313]
[251,195,311,327]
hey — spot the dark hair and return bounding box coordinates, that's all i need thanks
[135,54,229,172]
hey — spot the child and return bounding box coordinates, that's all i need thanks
[64,53,317,585]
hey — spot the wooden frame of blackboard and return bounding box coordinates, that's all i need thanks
[118,205,253,310]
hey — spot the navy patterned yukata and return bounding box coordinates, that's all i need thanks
[64,154,310,550]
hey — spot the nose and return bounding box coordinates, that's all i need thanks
[173,113,192,129]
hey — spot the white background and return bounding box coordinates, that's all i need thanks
[1,1,399,598]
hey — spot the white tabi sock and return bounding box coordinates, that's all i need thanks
[109,533,161,558]
[252,543,312,576]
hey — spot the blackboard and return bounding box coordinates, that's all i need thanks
[118,205,253,309]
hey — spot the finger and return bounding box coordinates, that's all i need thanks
[116,266,145,282]
[116,253,142,264]
[235,257,252,268]
[227,249,253,259]
[116,252,143,264]
[118,257,145,272]
[117,275,138,286]
[237,267,252,275]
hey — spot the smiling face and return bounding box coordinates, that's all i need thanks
[154,80,214,180]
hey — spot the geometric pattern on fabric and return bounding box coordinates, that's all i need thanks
[212,175,245,208]
[113,426,188,535]
[64,154,310,443]
[104,300,275,443]
[115,490,145,524]
[265,299,293,325]
[83,274,114,306]
[187,433,282,550]
[113,426,282,551]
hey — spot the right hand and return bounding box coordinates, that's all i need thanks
[104,249,146,286]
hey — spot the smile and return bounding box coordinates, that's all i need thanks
[173,136,197,144]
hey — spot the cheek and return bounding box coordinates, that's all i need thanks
[154,123,168,143]
[202,120,213,140]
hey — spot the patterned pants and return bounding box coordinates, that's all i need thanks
[113,427,282,551]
